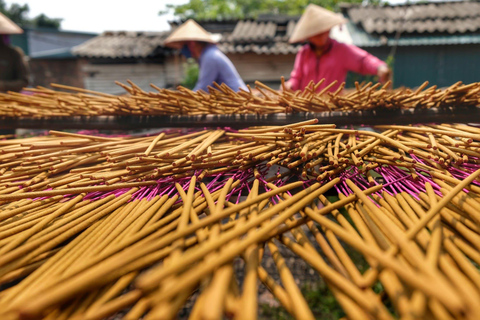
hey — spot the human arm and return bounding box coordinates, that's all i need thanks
[342,44,390,83]
[193,52,219,92]
[285,46,306,91]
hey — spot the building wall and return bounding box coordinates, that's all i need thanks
[76,44,480,95]
[10,33,29,55]
[29,59,86,88]
[82,63,169,95]
[393,44,480,88]
[227,53,295,87]
[348,44,480,89]
[165,56,184,88]
[163,52,295,90]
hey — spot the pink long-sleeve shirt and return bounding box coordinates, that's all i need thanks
[287,39,386,93]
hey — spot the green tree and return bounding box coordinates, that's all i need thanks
[181,58,199,90]
[0,1,62,29]
[161,0,368,20]
[0,1,29,26]
[31,13,62,29]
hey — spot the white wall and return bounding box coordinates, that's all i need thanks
[227,53,296,85]
[82,63,168,95]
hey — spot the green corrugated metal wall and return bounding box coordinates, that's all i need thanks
[10,33,29,55]
[346,44,480,89]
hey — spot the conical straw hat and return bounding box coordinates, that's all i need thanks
[289,4,346,43]
[0,12,23,34]
[164,19,217,48]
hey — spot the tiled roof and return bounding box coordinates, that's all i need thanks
[73,19,304,58]
[72,31,173,59]
[218,16,352,54]
[218,41,302,55]
[227,20,279,42]
[74,2,480,59]
[169,19,239,34]
[341,1,480,34]
[217,18,301,54]
[346,20,480,47]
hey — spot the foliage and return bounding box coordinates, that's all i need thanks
[346,71,377,88]
[0,1,28,26]
[181,58,199,89]
[259,280,345,319]
[30,13,62,29]
[385,55,394,69]
[385,54,395,87]
[0,1,62,29]
[160,0,373,20]
[259,303,292,320]
[303,281,346,319]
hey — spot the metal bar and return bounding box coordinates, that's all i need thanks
[0,106,479,130]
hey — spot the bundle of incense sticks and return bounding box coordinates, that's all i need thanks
[0,78,479,117]
[1,120,480,319]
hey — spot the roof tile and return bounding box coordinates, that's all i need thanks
[342,1,480,34]
[75,1,480,59]
[72,31,171,58]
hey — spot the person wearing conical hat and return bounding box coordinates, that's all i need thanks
[0,12,28,92]
[164,19,247,92]
[0,12,29,138]
[285,4,390,93]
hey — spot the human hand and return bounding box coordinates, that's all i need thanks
[377,64,391,84]
[281,81,293,92]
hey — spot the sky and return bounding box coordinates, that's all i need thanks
[5,0,190,34]
[6,0,437,34]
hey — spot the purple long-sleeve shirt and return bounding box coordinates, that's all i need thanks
[194,45,247,92]
[287,40,386,93]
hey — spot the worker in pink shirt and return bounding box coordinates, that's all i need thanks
[285,4,391,93]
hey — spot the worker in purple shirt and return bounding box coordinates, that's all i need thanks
[164,19,247,92]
